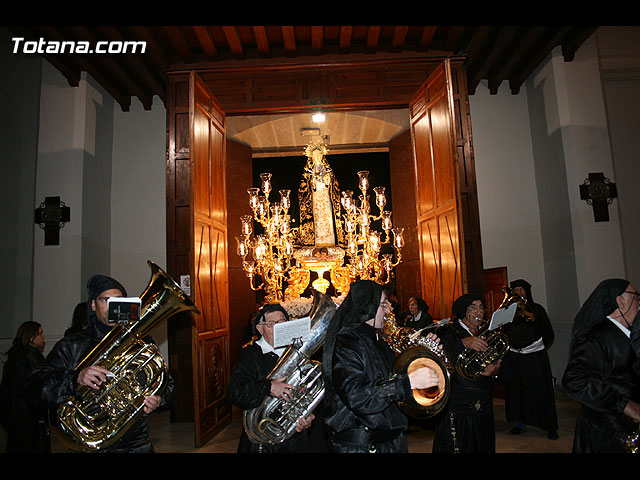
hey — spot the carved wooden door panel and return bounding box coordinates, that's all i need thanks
[189,71,231,447]
[410,59,464,320]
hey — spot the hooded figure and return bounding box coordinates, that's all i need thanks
[28,273,174,453]
[562,278,640,452]
[321,280,437,453]
[500,278,558,438]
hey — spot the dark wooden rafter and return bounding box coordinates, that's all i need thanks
[311,26,323,53]
[339,26,353,53]
[193,26,218,58]
[366,26,381,54]
[391,26,409,52]
[6,25,598,111]
[282,26,296,57]
[252,26,270,58]
[507,26,574,95]
[221,26,243,58]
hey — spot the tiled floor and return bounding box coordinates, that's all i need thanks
[4,386,579,454]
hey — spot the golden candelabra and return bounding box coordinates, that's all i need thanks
[340,170,404,284]
[237,144,404,303]
[236,173,295,302]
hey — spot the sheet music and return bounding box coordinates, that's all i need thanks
[488,302,517,330]
[273,316,311,348]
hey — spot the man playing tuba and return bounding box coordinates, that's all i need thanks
[227,303,322,452]
[28,274,174,453]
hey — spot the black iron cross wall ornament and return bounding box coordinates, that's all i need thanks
[34,196,71,245]
[579,172,617,222]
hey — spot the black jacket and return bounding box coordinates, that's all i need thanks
[227,341,318,453]
[0,344,50,452]
[28,317,174,453]
[325,322,412,434]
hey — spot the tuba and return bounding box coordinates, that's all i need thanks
[455,287,524,380]
[382,314,451,419]
[55,261,200,451]
[622,423,640,453]
[243,289,337,445]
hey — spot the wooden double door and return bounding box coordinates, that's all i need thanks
[165,59,484,447]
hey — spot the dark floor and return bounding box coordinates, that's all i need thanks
[148,386,580,454]
[3,386,579,454]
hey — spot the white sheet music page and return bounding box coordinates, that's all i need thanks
[488,302,517,330]
[273,316,311,348]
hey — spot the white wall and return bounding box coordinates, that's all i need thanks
[469,81,547,308]
[111,97,168,352]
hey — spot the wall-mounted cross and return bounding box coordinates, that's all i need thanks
[579,172,617,222]
[34,196,70,245]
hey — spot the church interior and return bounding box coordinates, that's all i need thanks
[1,25,639,454]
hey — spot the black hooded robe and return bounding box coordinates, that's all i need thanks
[562,278,640,453]
[501,279,558,433]
[322,280,414,453]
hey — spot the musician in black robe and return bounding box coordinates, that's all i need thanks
[501,278,558,439]
[433,294,500,453]
[321,280,441,453]
[227,303,319,453]
[562,278,640,452]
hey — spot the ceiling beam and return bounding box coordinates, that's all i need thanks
[252,26,270,58]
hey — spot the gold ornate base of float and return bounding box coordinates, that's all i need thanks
[284,245,354,298]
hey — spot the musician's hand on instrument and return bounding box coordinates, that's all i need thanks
[143,395,162,414]
[480,359,501,377]
[77,365,112,390]
[295,413,315,432]
[425,332,444,351]
[409,366,440,390]
[624,401,640,422]
[462,336,488,352]
[270,378,296,401]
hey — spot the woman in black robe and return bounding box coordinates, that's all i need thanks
[501,278,558,438]
[398,296,433,330]
[433,294,500,453]
[322,280,440,453]
[562,278,640,453]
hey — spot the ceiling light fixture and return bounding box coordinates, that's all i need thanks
[312,112,325,123]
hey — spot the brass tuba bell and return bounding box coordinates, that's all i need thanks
[54,261,200,451]
[382,314,451,418]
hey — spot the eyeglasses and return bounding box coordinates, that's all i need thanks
[625,291,640,301]
[260,321,283,328]
[467,304,485,312]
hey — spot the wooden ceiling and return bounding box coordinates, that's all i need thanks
[9,25,598,112]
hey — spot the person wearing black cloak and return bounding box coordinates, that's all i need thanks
[562,278,640,453]
[501,278,558,439]
[27,274,174,453]
[432,294,500,453]
[398,296,433,331]
[321,279,441,453]
[0,321,50,452]
[227,303,318,453]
